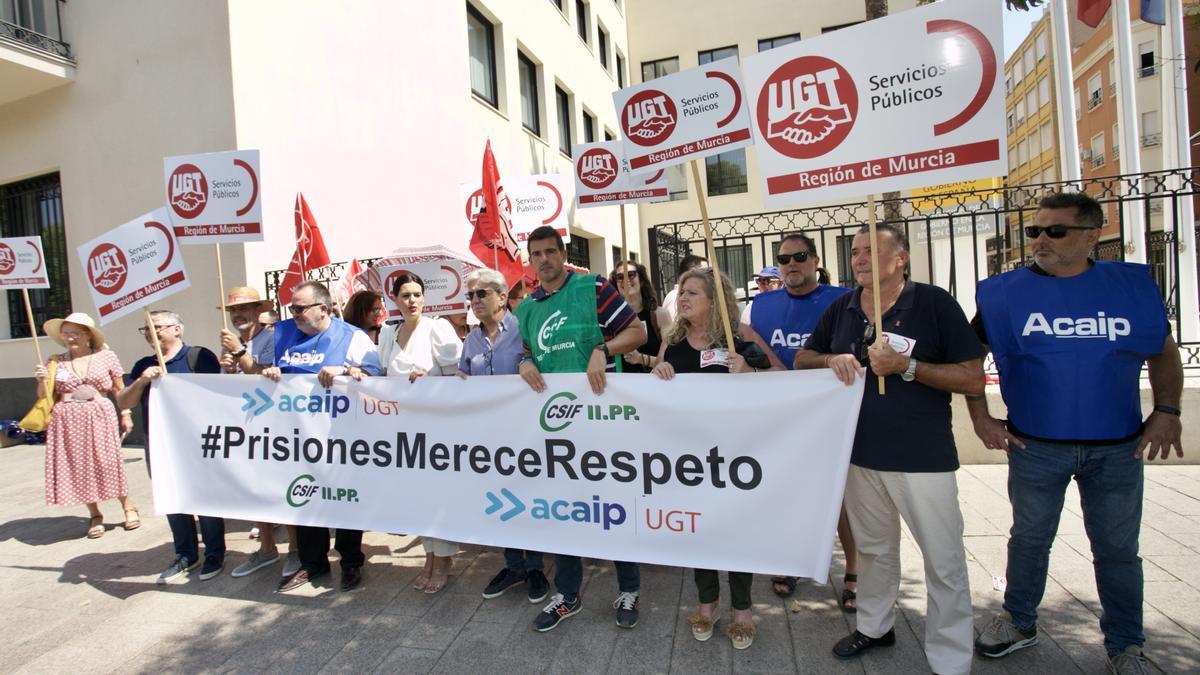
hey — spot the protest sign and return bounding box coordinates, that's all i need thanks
[741,0,1005,206]
[373,261,468,318]
[76,208,190,324]
[572,141,670,207]
[613,56,753,172]
[162,150,262,243]
[0,236,49,289]
[149,371,863,578]
[461,176,571,243]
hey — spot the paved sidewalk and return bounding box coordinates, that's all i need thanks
[1,445,1198,674]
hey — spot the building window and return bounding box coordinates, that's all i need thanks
[1113,123,1120,160]
[1141,110,1160,147]
[616,52,626,87]
[705,151,748,196]
[567,232,590,269]
[1029,128,1041,158]
[1087,73,1102,109]
[715,244,753,293]
[1025,90,1036,116]
[698,45,738,65]
[665,166,688,201]
[1013,56,1023,82]
[1035,32,1047,61]
[1037,76,1050,107]
[597,24,608,69]
[550,0,562,9]
[576,0,588,44]
[641,56,678,82]
[1005,76,1013,94]
[467,3,498,108]
[583,110,596,143]
[1040,121,1053,152]
[0,174,71,340]
[1090,133,1105,168]
[518,52,540,136]
[612,246,637,267]
[1007,112,1015,133]
[1015,99,1026,124]
[1022,48,1034,77]
[604,129,615,141]
[835,234,857,289]
[758,33,801,51]
[1073,88,1081,120]
[1138,41,1155,77]
[1018,138,1028,166]
[1109,60,1116,96]
[556,86,572,156]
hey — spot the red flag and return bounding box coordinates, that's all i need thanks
[277,193,331,306]
[337,258,367,305]
[470,141,524,288]
[1077,0,1111,28]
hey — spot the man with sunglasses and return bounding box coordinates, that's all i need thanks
[794,223,985,675]
[969,192,1182,673]
[262,280,383,593]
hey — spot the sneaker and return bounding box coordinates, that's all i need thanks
[281,550,301,577]
[482,568,526,599]
[156,556,199,585]
[1107,646,1150,675]
[231,550,280,578]
[613,591,640,629]
[527,569,550,603]
[975,612,1038,658]
[199,558,223,580]
[533,593,582,632]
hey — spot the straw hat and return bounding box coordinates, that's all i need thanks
[220,286,270,310]
[44,312,106,349]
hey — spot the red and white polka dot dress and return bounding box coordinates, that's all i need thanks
[43,349,127,506]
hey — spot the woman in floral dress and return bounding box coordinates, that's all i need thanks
[34,312,136,538]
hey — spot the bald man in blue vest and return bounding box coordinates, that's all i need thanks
[968,192,1183,674]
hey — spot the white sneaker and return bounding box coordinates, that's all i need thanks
[281,550,301,577]
[231,550,279,578]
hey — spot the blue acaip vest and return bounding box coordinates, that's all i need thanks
[976,261,1167,440]
[274,317,361,374]
[750,285,850,369]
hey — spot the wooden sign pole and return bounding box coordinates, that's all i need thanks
[144,308,167,371]
[866,195,886,395]
[215,244,229,331]
[21,288,43,366]
[688,160,738,353]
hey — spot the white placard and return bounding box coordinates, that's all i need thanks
[0,236,50,289]
[741,0,1005,206]
[374,261,468,318]
[162,149,262,243]
[460,177,571,244]
[149,371,864,578]
[76,207,191,324]
[572,140,671,207]
[613,56,753,172]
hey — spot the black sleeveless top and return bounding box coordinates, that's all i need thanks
[663,339,730,374]
[623,307,663,373]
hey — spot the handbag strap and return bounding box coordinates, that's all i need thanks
[45,357,58,401]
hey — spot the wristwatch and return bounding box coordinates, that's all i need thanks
[230,346,247,358]
[901,357,918,382]
[594,343,610,357]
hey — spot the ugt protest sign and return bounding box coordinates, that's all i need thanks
[149,371,864,578]
[374,261,470,318]
[162,149,262,243]
[741,0,1005,206]
[0,236,50,289]
[613,56,753,172]
[572,141,670,207]
[76,208,190,324]
[460,175,571,243]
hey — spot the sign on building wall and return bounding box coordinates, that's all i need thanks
[910,177,1003,211]
[77,208,190,324]
[162,150,262,243]
[572,141,670,207]
[741,0,1005,206]
[613,56,753,172]
[0,236,50,289]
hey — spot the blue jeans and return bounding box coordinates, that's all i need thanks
[167,513,226,565]
[1003,436,1144,654]
[554,555,639,602]
[504,548,544,574]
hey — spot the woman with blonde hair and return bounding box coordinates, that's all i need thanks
[34,312,137,538]
[651,268,783,649]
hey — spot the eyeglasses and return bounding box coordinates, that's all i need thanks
[287,302,324,315]
[776,251,811,264]
[138,324,177,335]
[612,270,639,282]
[1024,224,1094,239]
[465,289,494,300]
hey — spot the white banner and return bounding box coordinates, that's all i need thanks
[741,0,1005,206]
[76,208,190,324]
[613,56,753,172]
[0,236,49,289]
[149,372,863,578]
[572,141,670,207]
[374,261,468,318]
[162,149,262,243]
[460,176,571,244]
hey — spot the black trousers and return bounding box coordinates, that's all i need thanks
[295,526,364,574]
[695,569,753,610]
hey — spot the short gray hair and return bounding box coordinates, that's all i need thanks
[149,310,184,335]
[464,268,508,295]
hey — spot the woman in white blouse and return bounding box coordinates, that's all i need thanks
[377,272,464,594]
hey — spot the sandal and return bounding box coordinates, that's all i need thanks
[86,515,104,539]
[840,573,858,613]
[123,507,140,531]
[687,607,721,642]
[727,621,757,650]
[771,576,797,598]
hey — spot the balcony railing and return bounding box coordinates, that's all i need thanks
[1087,92,1102,110]
[0,0,71,60]
[1142,132,1162,147]
[1092,154,1105,168]
[1139,64,1156,78]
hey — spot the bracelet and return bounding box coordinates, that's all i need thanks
[120,410,132,417]
[1153,404,1182,417]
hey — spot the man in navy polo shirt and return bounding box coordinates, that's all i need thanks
[118,310,223,584]
[795,223,985,675]
[969,192,1183,674]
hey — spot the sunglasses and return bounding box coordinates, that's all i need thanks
[465,289,494,300]
[612,270,639,282]
[1024,224,1094,239]
[776,251,811,264]
[287,302,324,315]
[754,277,774,285]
